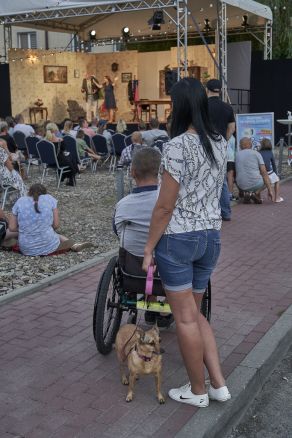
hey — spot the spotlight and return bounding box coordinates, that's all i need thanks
[241,15,248,29]
[89,30,96,40]
[203,18,211,34]
[148,10,165,30]
[122,26,130,37]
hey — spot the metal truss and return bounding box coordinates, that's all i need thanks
[264,20,272,60]
[217,1,228,102]
[3,24,12,63]
[0,0,177,31]
[175,0,188,79]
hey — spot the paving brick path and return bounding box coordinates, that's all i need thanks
[1,182,292,438]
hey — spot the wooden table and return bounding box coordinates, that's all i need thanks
[132,99,171,122]
[29,106,48,124]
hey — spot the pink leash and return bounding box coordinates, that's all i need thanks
[145,265,154,296]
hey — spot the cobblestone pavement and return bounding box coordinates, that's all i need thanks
[0,182,292,438]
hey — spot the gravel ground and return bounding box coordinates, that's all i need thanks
[0,166,128,296]
[226,345,292,438]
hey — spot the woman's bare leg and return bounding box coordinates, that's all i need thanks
[193,293,225,388]
[274,181,281,201]
[166,288,205,395]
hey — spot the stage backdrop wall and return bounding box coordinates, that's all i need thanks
[9,45,216,123]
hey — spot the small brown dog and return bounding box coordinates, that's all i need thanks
[115,323,165,404]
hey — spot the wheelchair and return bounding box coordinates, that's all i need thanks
[93,247,212,355]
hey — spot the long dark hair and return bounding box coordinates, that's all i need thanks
[170,78,219,166]
[28,184,47,213]
[104,75,112,85]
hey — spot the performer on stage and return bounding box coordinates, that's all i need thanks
[81,73,101,122]
[103,76,118,123]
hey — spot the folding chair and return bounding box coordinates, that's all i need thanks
[124,134,132,147]
[26,136,40,175]
[84,133,92,149]
[92,134,110,172]
[13,131,28,154]
[36,140,72,190]
[0,182,18,209]
[110,133,126,172]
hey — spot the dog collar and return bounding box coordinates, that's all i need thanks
[134,345,153,362]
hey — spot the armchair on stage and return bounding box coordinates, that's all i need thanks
[67,100,86,122]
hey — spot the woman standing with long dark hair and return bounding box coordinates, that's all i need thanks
[103,75,118,123]
[143,78,231,407]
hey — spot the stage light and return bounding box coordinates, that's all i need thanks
[122,26,130,36]
[203,18,211,34]
[148,10,165,30]
[89,30,96,41]
[241,15,248,30]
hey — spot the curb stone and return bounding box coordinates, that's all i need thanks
[175,304,292,438]
[0,247,118,306]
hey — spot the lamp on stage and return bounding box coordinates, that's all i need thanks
[89,30,96,41]
[203,18,212,34]
[122,26,130,38]
[241,15,248,30]
[148,10,165,31]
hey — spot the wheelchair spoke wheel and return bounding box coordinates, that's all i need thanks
[93,256,123,354]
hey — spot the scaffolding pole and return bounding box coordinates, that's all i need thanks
[176,0,188,80]
[3,24,12,63]
[264,20,272,60]
[218,1,228,102]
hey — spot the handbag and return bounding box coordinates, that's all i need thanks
[0,219,8,243]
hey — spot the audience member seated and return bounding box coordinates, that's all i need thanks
[116,118,127,134]
[35,123,46,139]
[0,207,18,248]
[10,184,92,256]
[235,137,274,204]
[0,138,21,173]
[142,118,168,147]
[138,121,147,133]
[0,140,27,197]
[118,131,144,167]
[0,121,17,154]
[13,114,35,137]
[45,122,63,143]
[114,147,172,327]
[5,116,16,137]
[76,130,101,162]
[259,138,283,203]
[77,118,95,137]
[62,120,77,138]
[90,117,99,133]
[98,120,112,153]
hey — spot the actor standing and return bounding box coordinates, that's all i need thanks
[206,79,235,221]
[81,73,100,122]
[103,76,118,123]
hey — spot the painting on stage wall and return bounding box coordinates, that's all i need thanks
[44,65,68,83]
[121,72,132,83]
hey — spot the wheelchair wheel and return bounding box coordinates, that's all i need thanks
[200,280,211,322]
[93,256,123,354]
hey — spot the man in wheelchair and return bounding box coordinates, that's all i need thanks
[114,147,173,328]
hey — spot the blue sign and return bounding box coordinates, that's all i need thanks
[236,113,274,150]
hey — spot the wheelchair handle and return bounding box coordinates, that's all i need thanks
[145,265,154,296]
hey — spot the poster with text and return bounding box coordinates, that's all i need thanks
[236,113,274,150]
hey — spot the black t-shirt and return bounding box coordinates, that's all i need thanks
[208,96,235,140]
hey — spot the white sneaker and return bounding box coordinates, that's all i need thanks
[208,384,231,402]
[168,383,209,407]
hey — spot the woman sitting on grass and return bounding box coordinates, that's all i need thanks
[10,184,92,256]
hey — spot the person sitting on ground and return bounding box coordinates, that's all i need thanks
[114,147,173,328]
[76,129,101,162]
[259,138,283,203]
[118,131,144,167]
[235,137,274,204]
[98,119,112,153]
[13,114,35,137]
[116,118,127,134]
[62,120,77,138]
[0,207,18,248]
[78,118,95,137]
[142,118,168,147]
[0,140,27,197]
[10,184,92,256]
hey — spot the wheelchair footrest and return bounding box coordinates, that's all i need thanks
[137,300,172,314]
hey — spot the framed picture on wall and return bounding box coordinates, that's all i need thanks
[121,72,132,83]
[44,65,68,83]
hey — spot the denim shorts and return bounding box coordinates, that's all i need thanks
[155,230,221,293]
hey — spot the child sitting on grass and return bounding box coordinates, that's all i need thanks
[76,129,101,162]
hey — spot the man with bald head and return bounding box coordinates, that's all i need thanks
[235,137,274,203]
